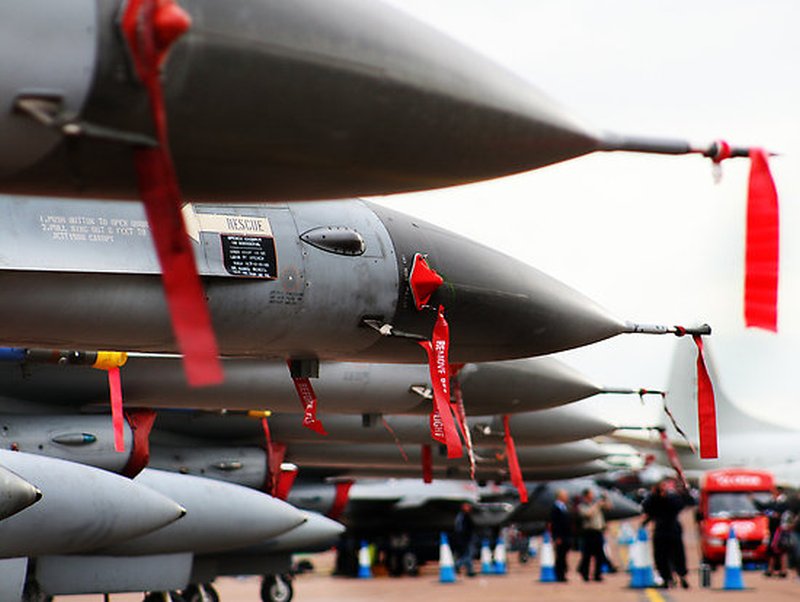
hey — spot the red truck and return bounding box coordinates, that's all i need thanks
[697,469,774,567]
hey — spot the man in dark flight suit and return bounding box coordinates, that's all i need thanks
[550,488,573,582]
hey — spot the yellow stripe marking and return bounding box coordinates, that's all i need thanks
[645,588,666,602]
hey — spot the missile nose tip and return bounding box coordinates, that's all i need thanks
[33,487,43,503]
[177,505,188,519]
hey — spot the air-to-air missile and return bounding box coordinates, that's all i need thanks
[0,354,604,416]
[191,511,345,595]
[0,450,185,558]
[31,512,345,599]
[279,440,608,471]
[94,469,305,556]
[0,465,41,521]
[320,461,612,482]
[0,196,646,363]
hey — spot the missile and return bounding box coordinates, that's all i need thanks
[0,196,631,363]
[0,413,152,476]
[0,450,185,557]
[0,0,599,202]
[315,461,610,482]
[226,511,345,556]
[0,354,603,416]
[281,440,607,471]
[0,465,41,521]
[96,469,306,555]
[148,445,270,490]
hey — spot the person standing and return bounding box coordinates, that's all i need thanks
[453,502,477,577]
[577,488,611,582]
[755,487,790,577]
[641,479,692,588]
[550,488,573,582]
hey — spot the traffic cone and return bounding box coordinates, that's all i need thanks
[723,526,745,590]
[480,538,494,574]
[357,540,372,579]
[539,530,557,582]
[629,528,655,588]
[493,536,507,575]
[527,536,538,560]
[439,532,457,583]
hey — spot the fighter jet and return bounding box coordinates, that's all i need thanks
[0,353,605,416]
[0,196,643,363]
[643,336,800,486]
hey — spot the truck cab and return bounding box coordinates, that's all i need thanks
[697,469,773,567]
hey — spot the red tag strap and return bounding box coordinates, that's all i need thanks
[657,430,689,490]
[328,481,353,520]
[121,409,157,478]
[121,0,223,387]
[263,440,287,496]
[287,368,327,435]
[261,416,273,448]
[692,335,718,459]
[452,376,476,479]
[408,253,444,310]
[108,367,125,453]
[274,463,297,501]
[744,148,779,332]
[381,417,409,462]
[502,415,528,503]
[418,306,462,459]
[421,444,433,484]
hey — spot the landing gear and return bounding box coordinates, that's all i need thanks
[261,574,293,602]
[182,583,220,602]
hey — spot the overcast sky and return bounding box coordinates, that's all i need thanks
[371,1,800,428]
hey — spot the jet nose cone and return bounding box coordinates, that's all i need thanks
[0,465,42,520]
[514,440,608,468]
[460,357,603,414]
[367,202,626,363]
[475,403,615,445]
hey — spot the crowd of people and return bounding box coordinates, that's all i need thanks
[450,479,800,587]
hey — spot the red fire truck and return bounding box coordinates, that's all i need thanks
[697,469,774,567]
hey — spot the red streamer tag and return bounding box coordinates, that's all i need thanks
[657,430,689,490]
[745,148,779,332]
[452,376,476,480]
[421,444,433,484]
[275,464,297,501]
[692,335,718,459]
[502,415,528,503]
[288,373,327,435]
[121,409,157,478]
[409,253,444,310]
[328,481,353,520]
[261,417,273,448]
[108,367,125,453]
[418,306,462,459]
[121,0,223,387]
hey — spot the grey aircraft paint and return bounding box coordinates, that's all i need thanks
[0,451,185,558]
[0,197,626,363]
[35,554,193,596]
[0,0,599,201]
[0,355,602,416]
[150,401,615,447]
[280,440,608,471]
[96,469,306,556]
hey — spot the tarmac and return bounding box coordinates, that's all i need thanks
[54,512,798,602]
[57,531,799,602]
